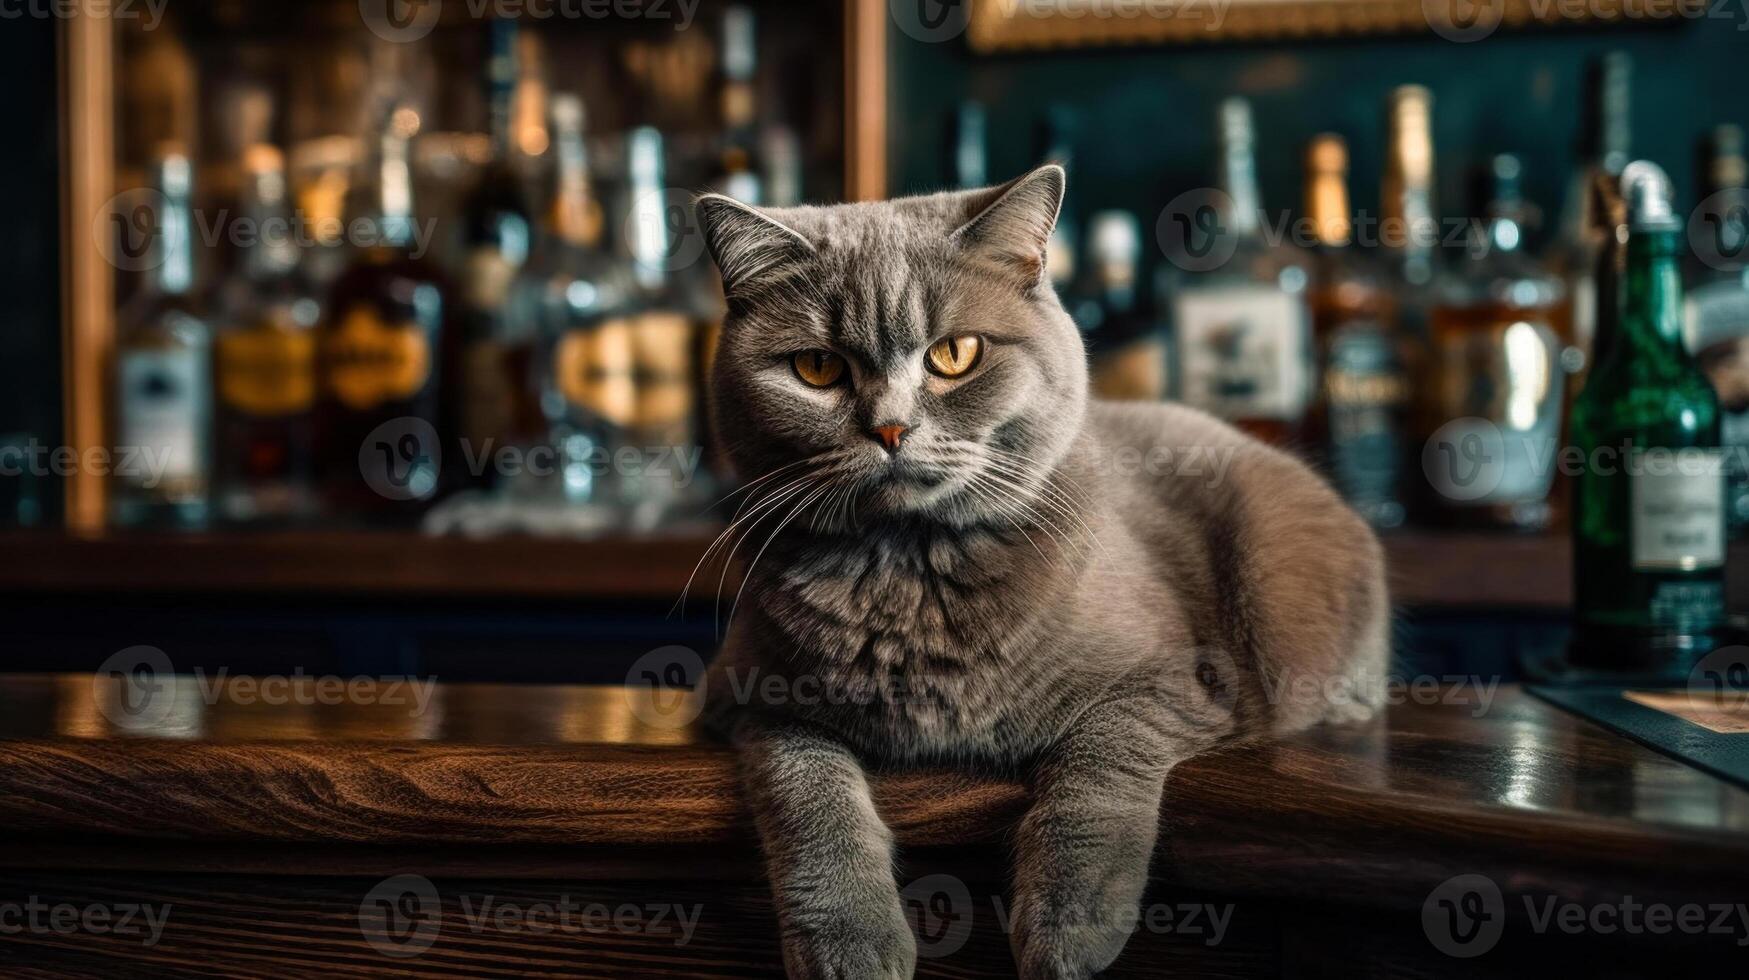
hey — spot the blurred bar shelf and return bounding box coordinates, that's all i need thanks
[7,529,1742,609]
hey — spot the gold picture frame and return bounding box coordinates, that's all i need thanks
[967,0,1705,51]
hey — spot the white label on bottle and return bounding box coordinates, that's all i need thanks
[1631,448,1726,571]
[118,348,206,486]
[1173,285,1308,421]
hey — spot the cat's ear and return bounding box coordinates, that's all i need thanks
[949,164,1065,289]
[694,194,814,300]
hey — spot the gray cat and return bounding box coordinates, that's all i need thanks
[692,165,1388,979]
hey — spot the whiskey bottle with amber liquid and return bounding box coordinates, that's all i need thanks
[1571,162,1725,676]
[213,144,320,524]
[1303,134,1407,529]
[315,104,453,519]
[524,94,637,515]
[1421,155,1567,532]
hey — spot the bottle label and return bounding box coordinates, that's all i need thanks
[322,307,432,411]
[1631,448,1726,570]
[630,311,695,432]
[1428,318,1564,507]
[555,318,637,427]
[1323,328,1407,523]
[118,347,207,486]
[1174,286,1308,422]
[218,325,315,417]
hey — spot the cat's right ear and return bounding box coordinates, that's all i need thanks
[694,194,814,301]
[950,164,1066,290]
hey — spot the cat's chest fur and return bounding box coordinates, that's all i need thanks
[743,527,1072,759]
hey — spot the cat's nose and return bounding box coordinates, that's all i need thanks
[868,424,909,453]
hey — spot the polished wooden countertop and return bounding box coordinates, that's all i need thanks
[8,528,1739,609]
[0,674,1743,910]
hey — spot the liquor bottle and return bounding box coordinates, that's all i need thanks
[213,144,320,524]
[457,18,536,487]
[523,95,637,512]
[1037,104,1079,300]
[1685,124,1749,536]
[951,101,987,190]
[1570,161,1725,675]
[1166,97,1314,444]
[1422,155,1567,531]
[315,104,453,518]
[1379,85,1441,344]
[1081,211,1167,402]
[620,127,702,525]
[112,148,211,529]
[1554,53,1632,379]
[714,4,763,204]
[1303,134,1407,529]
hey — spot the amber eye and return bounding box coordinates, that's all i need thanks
[926,335,983,378]
[792,349,846,387]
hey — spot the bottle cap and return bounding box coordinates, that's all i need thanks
[1622,159,1678,232]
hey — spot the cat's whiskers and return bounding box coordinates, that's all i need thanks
[978,460,1107,562]
[675,468,826,618]
[727,478,840,631]
[714,472,838,632]
[960,474,1054,567]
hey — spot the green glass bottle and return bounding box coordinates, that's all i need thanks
[1570,161,1726,676]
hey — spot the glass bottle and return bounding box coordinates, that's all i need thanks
[213,144,320,524]
[619,127,703,527]
[1303,134,1407,529]
[713,4,762,205]
[1081,211,1167,402]
[315,103,453,520]
[1166,97,1313,445]
[456,17,536,489]
[112,148,211,530]
[1037,104,1080,302]
[1684,124,1749,537]
[524,94,637,517]
[951,101,987,190]
[1570,161,1725,676]
[1553,53,1632,382]
[1422,155,1567,532]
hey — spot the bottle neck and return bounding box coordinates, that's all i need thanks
[1221,138,1261,238]
[549,133,596,248]
[151,193,196,296]
[240,172,298,281]
[1306,171,1351,247]
[1383,111,1436,261]
[370,130,415,249]
[1620,227,1685,354]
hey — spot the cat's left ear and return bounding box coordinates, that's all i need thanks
[949,164,1065,289]
[694,194,814,301]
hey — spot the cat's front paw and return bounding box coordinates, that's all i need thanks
[780,911,917,980]
[1009,894,1137,980]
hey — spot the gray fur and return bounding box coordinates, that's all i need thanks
[694,165,1388,979]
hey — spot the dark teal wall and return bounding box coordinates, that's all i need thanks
[889,20,1749,258]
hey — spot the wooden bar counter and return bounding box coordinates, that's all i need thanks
[0,674,1743,976]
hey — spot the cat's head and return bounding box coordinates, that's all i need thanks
[695,165,1086,528]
